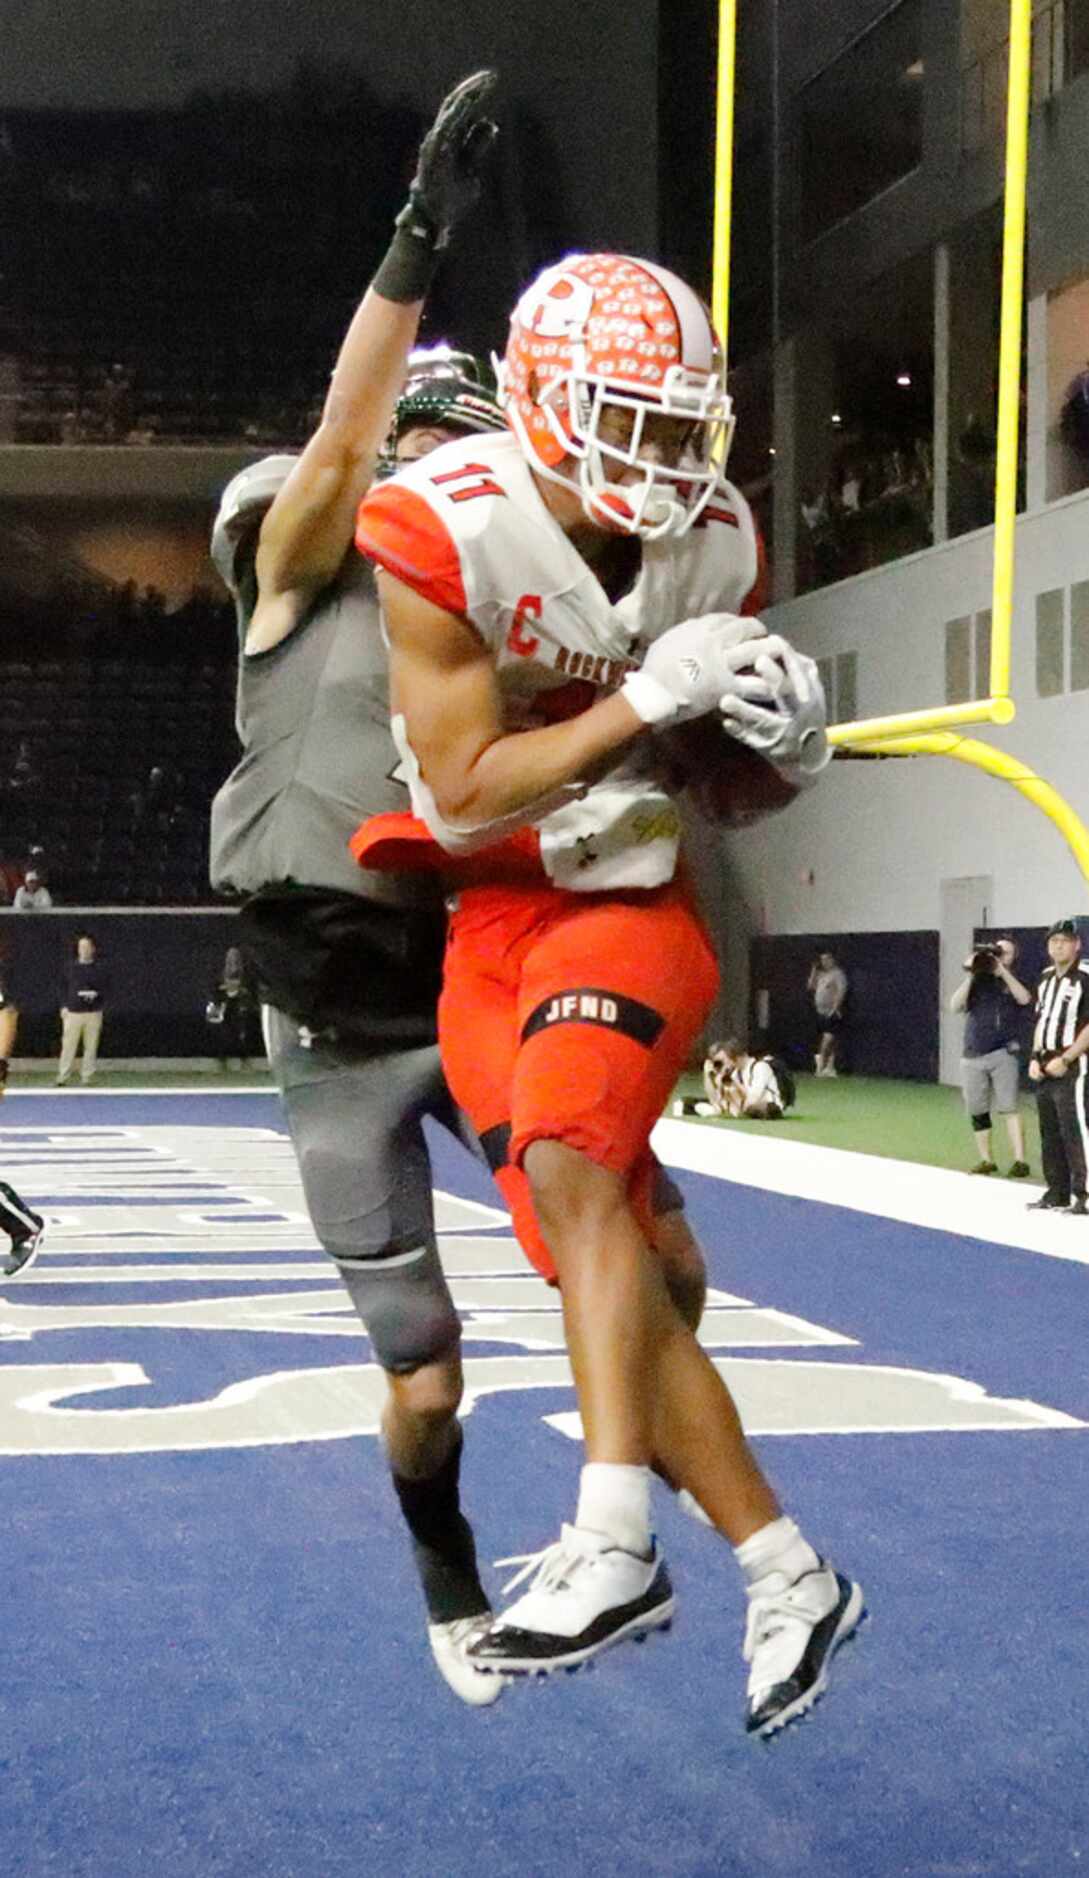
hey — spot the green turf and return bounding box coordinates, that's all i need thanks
[671,1070,1042,1176]
[7,1062,1040,1179]
[8,1066,273,1092]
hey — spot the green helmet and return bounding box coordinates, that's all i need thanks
[382,346,506,472]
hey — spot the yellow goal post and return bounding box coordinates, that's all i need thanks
[711,0,1089,886]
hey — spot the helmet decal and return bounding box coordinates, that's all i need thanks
[499,253,734,540]
[517,269,596,339]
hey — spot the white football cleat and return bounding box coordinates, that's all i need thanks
[428,1616,504,1707]
[744,1564,864,1737]
[467,1523,674,1675]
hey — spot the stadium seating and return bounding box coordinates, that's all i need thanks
[0,615,238,906]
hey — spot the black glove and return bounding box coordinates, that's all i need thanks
[401,69,499,248]
[374,70,499,301]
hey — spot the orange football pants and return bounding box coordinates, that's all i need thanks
[439,875,719,1281]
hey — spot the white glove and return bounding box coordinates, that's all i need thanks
[718,643,831,776]
[621,613,781,727]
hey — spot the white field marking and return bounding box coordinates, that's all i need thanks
[447,1308,851,1352]
[8,1086,274,1097]
[3,1122,511,1227]
[27,1242,323,1256]
[541,1358,1087,1441]
[0,1291,849,1351]
[652,1116,1089,1266]
[1,1113,1081,1456]
[5,1265,338,1285]
[3,1223,507,1259]
[0,1354,1080,1457]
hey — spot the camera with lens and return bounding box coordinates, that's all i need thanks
[970,945,1000,975]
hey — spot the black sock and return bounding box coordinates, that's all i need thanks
[391,1430,489,1625]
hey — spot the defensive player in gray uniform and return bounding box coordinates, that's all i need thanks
[209,73,712,1709]
[209,74,511,1706]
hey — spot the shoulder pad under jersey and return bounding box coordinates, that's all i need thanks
[663,476,763,620]
[356,432,547,632]
[210,454,299,592]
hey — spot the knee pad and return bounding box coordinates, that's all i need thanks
[970,1111,992,1133]
[336,1241,461,1374]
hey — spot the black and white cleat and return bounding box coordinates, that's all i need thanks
[744,1566,865,1739]
[468,1523,675,1677]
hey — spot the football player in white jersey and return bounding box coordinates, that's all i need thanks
[354,253,862,1736]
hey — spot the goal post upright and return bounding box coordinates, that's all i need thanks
[711,0,738,369]
[710,2,1085,889]
[825,0,1031,751]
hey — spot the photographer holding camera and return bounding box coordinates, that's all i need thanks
[950,937,1032,1177]
[1027,918,1089,1215]
[674,1040,796,1120]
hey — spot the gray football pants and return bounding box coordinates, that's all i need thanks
[263,1006,469,1374]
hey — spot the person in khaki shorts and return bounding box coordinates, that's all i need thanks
[57,933,108,1086]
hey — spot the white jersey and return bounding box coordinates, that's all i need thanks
[356,430,762,890]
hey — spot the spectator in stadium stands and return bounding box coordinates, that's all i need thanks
[101,362,134,442]
[57,933,108,1085]
[807,950,847,1076]
[13,869,52,911]
[1027,918,1089,1215]
[9,741,38,794]
[206,944,258,1069]
[950,937,1032,1177]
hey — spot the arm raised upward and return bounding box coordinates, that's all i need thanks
[244,71,500,653]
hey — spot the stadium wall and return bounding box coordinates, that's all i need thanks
[729,484,1089,940]
[749,930,941,1079]
[1,909,241,1058]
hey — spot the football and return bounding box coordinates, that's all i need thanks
[657,714,801,829]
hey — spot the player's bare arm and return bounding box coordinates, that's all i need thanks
[249,302,425,648]
[380,572,647,829]
[246,70,499,654]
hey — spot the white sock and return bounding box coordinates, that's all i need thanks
[734,1516,820,1591]
[576,1462,651,1555]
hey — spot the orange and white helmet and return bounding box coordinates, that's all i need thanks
[497,252,735,540]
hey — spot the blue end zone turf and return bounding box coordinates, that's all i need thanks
[2,1092,1087,1876]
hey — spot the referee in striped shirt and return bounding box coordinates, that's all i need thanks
[1028,918,1089,1215]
